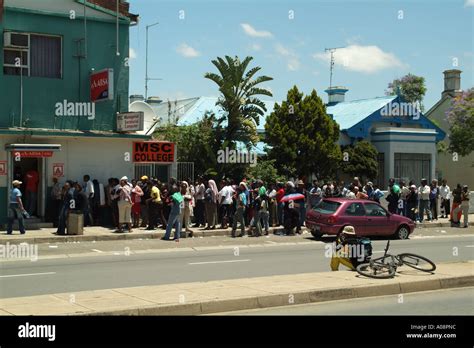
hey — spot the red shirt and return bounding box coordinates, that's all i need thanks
[276,188,285,203]
[25,170,39,192]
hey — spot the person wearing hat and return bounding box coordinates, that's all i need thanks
[7,180,27,235]
[116,176,133,233]
[330,226,358,271]
[452,185,470,228]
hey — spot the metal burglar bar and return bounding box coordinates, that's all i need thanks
[177,162,194,182]
[134,164,169,182]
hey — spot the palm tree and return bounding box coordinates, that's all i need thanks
[205,55,273,147]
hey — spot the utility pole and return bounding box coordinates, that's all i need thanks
[325,47,345,90]
[145,22,162,100]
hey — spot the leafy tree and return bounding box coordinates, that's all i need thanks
[245,159,285,184]
[386,73,427,111]
[265,86,341,178]
[204,55,273,147]
[446,88,474,157]
[341,140,379,180]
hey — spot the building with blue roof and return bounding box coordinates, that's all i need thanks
[131,85,445,187]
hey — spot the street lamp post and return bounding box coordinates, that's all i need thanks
[145,21,161,100]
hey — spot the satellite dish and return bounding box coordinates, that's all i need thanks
[129,101,158,135]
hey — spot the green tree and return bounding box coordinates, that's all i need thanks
[204,55,273,147]
[386,73,427,110]
[446,88,474,157]
[245,159,285,184]
[341,140,379,180]
[265,86,341,178]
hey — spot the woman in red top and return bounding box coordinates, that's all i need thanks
[276,182,285,226]
[131,179,144,228]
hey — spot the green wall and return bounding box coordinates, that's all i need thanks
[0,7,131,131]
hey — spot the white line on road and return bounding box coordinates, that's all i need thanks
[465,245,474,248]
[91,249,103,253]
[188,259,251,265]
[0,272,56,279]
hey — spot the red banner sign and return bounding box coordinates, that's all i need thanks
[133,142,175,163]
[13,151,53,158]
[90,69,114,102]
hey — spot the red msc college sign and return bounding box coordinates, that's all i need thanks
[90,69,114,102]
[133,142,175,163]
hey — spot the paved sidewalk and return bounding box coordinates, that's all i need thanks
[0,261,472,315]
[1,215,472,245]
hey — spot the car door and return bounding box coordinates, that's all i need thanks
[363,202,391,236]
[342,202,369,235]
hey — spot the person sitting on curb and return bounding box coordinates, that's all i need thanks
[330,225,359,271]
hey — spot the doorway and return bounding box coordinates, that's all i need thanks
[12,157,44,219]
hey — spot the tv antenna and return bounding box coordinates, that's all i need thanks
[325,47,345,89]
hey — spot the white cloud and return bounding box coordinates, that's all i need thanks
[312,45,405,73]
[465,0,474,7]
[241,23,273,38]
[250,43,262,51]
[176,43,200,58]
[129,48,137,59]
[275,43,300,71]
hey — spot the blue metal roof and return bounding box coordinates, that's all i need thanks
[326,96,397,130]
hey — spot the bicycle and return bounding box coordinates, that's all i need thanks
[356,240,436,279]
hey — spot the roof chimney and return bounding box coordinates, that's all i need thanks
[442,69,462,99]
[325,86,349,106]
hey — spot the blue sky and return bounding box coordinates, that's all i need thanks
[128,0,473,110]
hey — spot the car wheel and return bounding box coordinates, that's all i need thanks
[395,225,410,240]
[311,230,323,239]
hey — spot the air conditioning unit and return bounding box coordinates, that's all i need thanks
[4,32,29,48]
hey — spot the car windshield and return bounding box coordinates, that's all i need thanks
[314,200,341,214]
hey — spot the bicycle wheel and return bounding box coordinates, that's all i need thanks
[356,262,396,279]
[399,253,436,272]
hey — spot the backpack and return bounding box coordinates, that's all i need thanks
[347,237,372,266]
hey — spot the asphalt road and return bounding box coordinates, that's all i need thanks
[0,234,472,298]
[222,287,474,315]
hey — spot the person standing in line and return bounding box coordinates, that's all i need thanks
[267,183,278,227]
[117,176,133,233]
[146,180,161,230]
[452,185,470,228]
[231,183,247,238]
[74,183,90,225]
[399,181,410,216]
[406,185,418,222]
[57,181,75,236]
[180,181,194,237]
[50,177,62,227]
[418,178,432,222]
[439,179,451,219]
[83,175,94,226]
[309,180,322,209]
[139,176,150,227]
[131,179,144,228]
[450,184,463,224]
[296,180,307,227]
[275,182,285,226]
[25,166,39,217]
[430,179,439,221]
[219,179,234,229]
[6,180,26,235]
[162,188,183,241]
[193,176,206,228]
[257,190,270,236]
[371,184,384,203]
[204,179,218,230]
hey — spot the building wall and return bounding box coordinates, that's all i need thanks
[426,97,474,188]
[0,2,130,131]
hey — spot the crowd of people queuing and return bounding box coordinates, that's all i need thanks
[6,173,471,236]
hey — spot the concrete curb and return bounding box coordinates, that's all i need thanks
[84,273,474,316]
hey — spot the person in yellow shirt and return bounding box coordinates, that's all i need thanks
[330,225,357,271]
[146,180,161,230]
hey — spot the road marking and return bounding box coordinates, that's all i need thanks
[0,272,56,279]
[465,245,474,248]
[91,249,103,253]
[188,259,251,265]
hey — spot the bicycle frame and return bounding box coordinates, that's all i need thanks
[369,240,404,270]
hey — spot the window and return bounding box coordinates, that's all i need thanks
[394,153,431,185]
[364,203,387,217]
[344,203,366,216]
[314,200,341,214]
[3,32,62,78]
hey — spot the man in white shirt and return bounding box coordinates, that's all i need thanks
[439,179,451,218]
[219,180,234,229]
[418,178,432,222]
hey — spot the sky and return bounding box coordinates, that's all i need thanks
[127,0,474,110]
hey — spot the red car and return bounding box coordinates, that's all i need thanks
[305,198,415,239]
